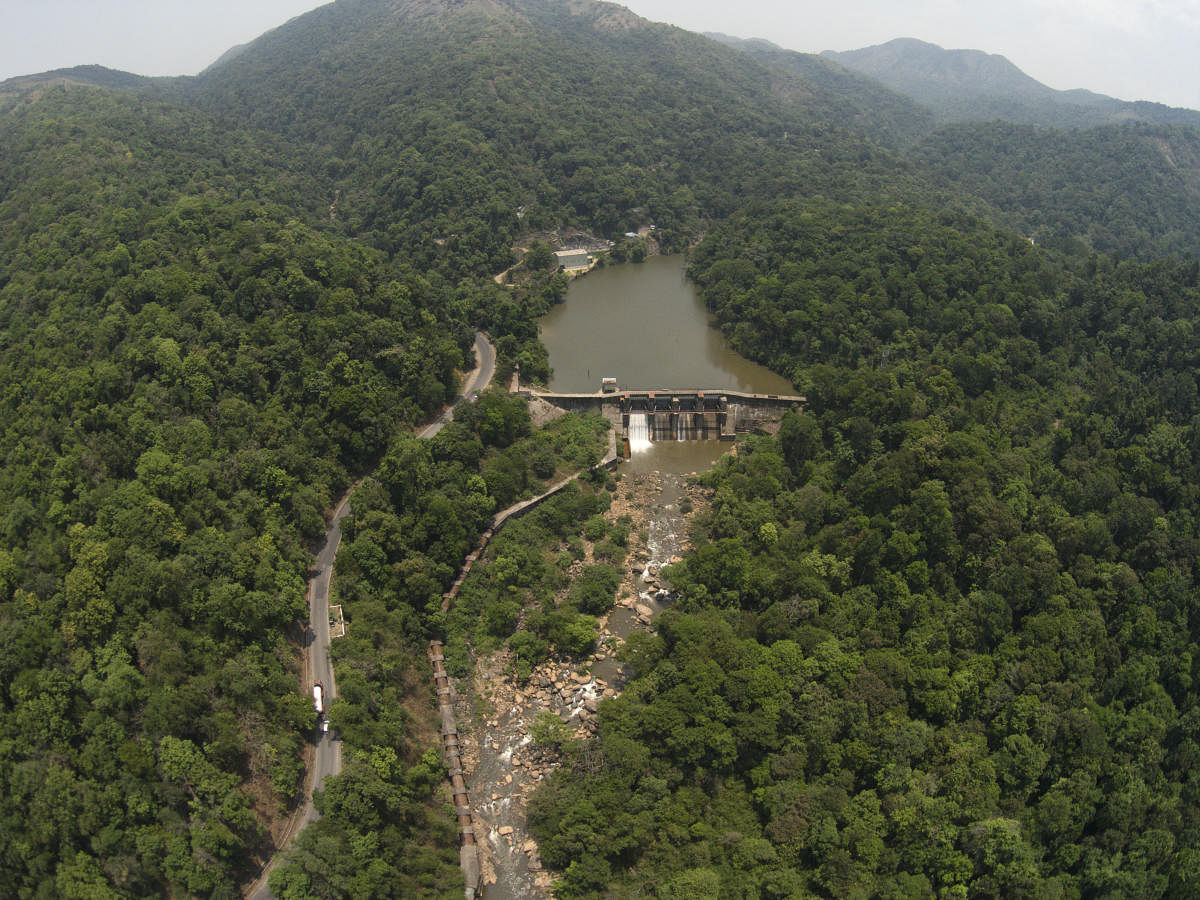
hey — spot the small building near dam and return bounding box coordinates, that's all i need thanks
[555,249,591,270]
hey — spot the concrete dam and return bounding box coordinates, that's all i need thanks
[520,383,805,455]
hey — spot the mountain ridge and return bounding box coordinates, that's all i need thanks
[0,64,153,110]
[184,0,939,274]
[825,37,1200,129]
[5,2,1200,897]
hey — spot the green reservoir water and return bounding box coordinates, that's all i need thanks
[539,255,795,395]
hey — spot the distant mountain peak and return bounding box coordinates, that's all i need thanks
[824,37,1200,129]
[0,64,150,93]
[825,38,1052,100]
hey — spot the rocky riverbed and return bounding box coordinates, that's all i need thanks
[458,466,711,899]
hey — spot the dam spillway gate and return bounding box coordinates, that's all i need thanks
[521,385,806,454]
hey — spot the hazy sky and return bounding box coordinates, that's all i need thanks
[2,0,1199,109]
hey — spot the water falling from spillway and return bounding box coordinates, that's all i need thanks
[628,413,651,453]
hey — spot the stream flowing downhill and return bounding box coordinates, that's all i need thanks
[454,256,794,899]
[464,462,710,900]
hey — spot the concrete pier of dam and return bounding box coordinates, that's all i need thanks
[518,385,805,448]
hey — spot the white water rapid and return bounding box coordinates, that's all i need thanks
[628,412,652,453]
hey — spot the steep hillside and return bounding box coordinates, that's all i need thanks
[914,120,1200,257]
[0,64,152,93]
[827,38,1200,130]
[709,33,935,146]
[0,83,470,898]
[0,66,153,112]
[187,0,926,274]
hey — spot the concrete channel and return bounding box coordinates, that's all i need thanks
[429,641,482,898]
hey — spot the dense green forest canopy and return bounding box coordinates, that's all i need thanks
[0,85,473,896]
[180,0,1200,266]
[529,199,1200,897]
[185,0,941,274]
[912,121,1200,259]
[2,0,1200,895]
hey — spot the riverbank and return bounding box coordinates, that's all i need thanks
[457,463,714,899]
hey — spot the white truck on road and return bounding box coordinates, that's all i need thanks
[313,681,330,732]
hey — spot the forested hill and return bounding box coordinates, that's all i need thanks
[0,83,473,896]
[182,0,1200,263]
[4,0,1200,896]
[913,121,1200,259]
[707,33,934,147]
[712,33,1200,258]
[183,0,936,274]
[825,37,1200,130]
[0,65,152,101]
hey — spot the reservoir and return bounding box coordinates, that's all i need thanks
[539,254,794,472]
[539,255,794,395]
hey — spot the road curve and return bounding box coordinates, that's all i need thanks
[422,332,495,438]
[246,333,494,899]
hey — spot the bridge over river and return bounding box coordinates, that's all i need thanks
[518,382,805,451]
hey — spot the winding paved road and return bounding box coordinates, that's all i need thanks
[422,332,495,438]
[247,332,494,898]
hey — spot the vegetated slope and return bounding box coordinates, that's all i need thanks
[826,37,1200,130]
[912,120,1200,258]
[6,1,1200,896]
[186,0,931,275]
[706,34,935,147]
[722,34,1200,258]
[0,65,154,110]
[530,198,1200,897]
[187,0,1200,269]
[0,85,470,898]
[0,82,321,237]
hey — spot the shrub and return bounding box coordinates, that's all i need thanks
[583,514,609,541]
[569,564,621,615]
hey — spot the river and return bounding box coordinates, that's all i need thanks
[472,256,794,899]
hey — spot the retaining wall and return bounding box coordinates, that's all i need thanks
[429,641,482,898]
